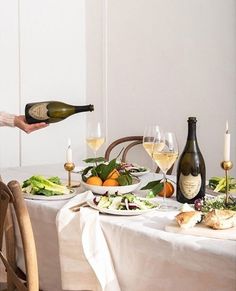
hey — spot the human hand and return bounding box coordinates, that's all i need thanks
[14,115,49,133]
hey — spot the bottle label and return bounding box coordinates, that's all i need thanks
[179,173,201,199]
[28,103,49,120]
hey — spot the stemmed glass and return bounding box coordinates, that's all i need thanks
[143,125,161,175]
[152,131,178,210]
[86,121,105,158]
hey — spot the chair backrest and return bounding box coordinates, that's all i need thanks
[104,136,143,163]
[0,180,39,291]
[104,135,173,174]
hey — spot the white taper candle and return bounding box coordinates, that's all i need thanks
[66,138,73,163]
[224,121,230,161]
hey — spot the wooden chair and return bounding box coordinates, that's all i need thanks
[0,180,39,291]
[104,135,173,174]
[104,136,143,163]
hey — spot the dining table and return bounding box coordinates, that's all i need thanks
[1,163,236,291]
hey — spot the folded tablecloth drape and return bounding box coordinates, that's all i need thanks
[56,191,120,291]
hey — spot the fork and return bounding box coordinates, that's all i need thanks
[69,201,89,212]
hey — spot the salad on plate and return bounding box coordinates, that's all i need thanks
[208,176,236,195]
[87,192,159,215]
[22,175,71,196]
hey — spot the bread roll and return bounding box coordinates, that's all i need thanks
[180,203,195,212]
[176,211,202,229]
[204,209,236,230]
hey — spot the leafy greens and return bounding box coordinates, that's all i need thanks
[22,175,70,196]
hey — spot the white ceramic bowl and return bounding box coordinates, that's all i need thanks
[80,177,141,195]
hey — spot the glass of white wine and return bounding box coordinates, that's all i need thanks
[86,121,105,157]
[152,131,178,211]
[143,125,162,174]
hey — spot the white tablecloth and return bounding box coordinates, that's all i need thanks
[56,191,120,291]
[1,164,236,291]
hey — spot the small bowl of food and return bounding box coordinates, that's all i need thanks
[120,162,150,177]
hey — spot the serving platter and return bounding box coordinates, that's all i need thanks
[165,220,236,240]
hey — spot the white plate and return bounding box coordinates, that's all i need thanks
[130,169,151,177]
[122,163,150,177]
[23,190,77,201]
[87,198,160,215]
[72,166,85,173]
[80,177,141,195]
[206,185,236,197]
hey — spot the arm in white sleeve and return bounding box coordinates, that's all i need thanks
[0,112,15,127]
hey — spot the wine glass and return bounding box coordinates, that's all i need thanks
[86,121,105,158]
[152,131,178,210]
[143,125,161,175]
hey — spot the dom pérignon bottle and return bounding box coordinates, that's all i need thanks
[176,117,206,204]
[25,101,94,124]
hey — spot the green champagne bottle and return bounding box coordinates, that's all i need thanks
[25,101,94,124]
[176,117,206,203]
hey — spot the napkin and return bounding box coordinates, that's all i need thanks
[56,191,120,291]
[80,207,120,291]
[56,191,101,290]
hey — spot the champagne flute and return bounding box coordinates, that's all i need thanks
[152,131,178,210]
[143,125,161,175]
[86,121,105,158]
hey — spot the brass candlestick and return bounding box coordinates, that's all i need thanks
[220,161,233,204]
[64,162,75,188]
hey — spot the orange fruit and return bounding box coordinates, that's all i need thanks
[102,178,119,186]
[107,169,120,179]
[86,176,103,186]
[157,181,174,198]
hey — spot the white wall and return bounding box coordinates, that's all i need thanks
[1,0,235,179]
[0,0,90,168]
[85,0,107,158]
[86,0,236,178]
[0,0,20,167]
[20,0,88,167]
